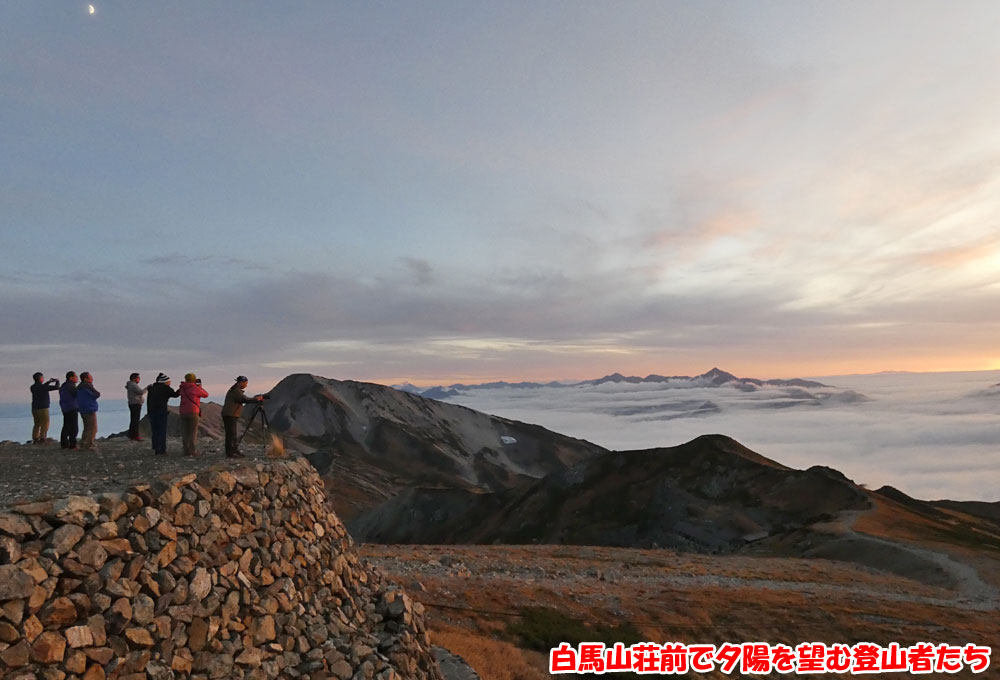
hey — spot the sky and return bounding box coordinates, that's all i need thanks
[444,371,1000,502]
[4,2,1000,400]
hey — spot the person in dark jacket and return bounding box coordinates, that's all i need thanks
[146,373,179,456]
[30,372,60,444]
[77,372,101,451]
[125,372,147,441]
[59,371,79,450]
[221,375,264,458]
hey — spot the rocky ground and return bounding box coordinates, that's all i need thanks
[0,436,270,508]
[362,544,1000,680]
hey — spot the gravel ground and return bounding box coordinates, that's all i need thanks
[361,544,996,612]
[0,435,273,507]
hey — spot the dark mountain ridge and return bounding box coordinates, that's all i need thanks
[348,434,871,551]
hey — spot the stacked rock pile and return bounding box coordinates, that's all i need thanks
[0,457,444,680]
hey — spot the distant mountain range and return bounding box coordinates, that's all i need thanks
[394,367,831,400]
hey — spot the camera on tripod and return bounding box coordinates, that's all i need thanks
[238,397,270,447]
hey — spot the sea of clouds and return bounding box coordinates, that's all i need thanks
[441,371,1000,503]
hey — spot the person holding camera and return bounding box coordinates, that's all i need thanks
[178,373,208,457]
[125,372,148,441]
[222,375,264,458]
[30,372,60,444]
[77,372,101,451]
[146,373,179,455]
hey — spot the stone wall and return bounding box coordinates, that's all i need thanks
[0,457,443,680]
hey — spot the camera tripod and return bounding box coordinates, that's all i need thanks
[236,401,271,449]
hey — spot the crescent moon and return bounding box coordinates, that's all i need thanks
[89,4,95,14]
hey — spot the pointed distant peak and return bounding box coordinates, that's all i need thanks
[696,367,739,384]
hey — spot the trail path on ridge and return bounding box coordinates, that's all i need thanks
[834,508,1000,611]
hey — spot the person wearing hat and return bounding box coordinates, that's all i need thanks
[125,372,148,441]
[59,371,79,450]
[77,372,101,451]
[146,373,179,455]
[30,372,60,444]
[178,373,209,457]
[222,375,264,458]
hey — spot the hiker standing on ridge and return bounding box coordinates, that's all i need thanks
[30,372,60,444]
[178,373,208,457]
[59,371,79,450]
[222,375,264,458]
[125,372,147,441]
[146,373,179,456]
[77,372,101,451]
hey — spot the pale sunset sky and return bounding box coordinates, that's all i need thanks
[3,2,1000,399]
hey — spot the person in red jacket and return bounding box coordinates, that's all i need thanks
[178,373,209,457]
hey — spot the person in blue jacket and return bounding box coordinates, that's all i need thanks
[77,372,101,451]
[30,372,60,444]
[59,371,80,450]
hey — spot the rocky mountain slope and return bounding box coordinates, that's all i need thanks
[259,374,604,516]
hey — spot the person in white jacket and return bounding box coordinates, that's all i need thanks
[125,372,148,441]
